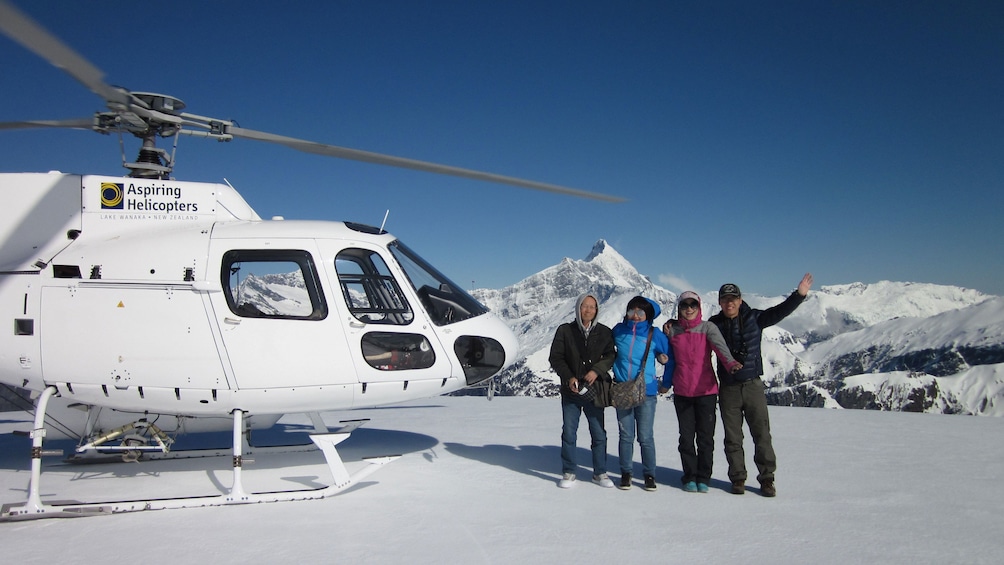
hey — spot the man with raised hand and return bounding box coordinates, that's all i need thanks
[709,273,813,497]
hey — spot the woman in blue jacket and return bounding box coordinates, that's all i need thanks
[612,296,673,491]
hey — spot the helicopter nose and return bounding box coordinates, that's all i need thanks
[452,313,519,386]
[490,313,520,368]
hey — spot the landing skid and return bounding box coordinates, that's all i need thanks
[0,388,399,521]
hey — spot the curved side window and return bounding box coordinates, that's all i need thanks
[454,335,505,385]
[221,249,327,320]
[335,248,414,325]
[362,332,435,371]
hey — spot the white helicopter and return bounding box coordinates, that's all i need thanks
[0,1,622,520]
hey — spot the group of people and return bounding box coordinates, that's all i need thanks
[549,273,813,496]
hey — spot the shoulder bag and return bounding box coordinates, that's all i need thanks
[610,327,654,410]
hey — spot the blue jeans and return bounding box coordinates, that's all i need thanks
[561,396,608,476]
[616,395,657,477]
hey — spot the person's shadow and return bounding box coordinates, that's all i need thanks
[443,442,685,487]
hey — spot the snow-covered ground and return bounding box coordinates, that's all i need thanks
[1,396,1001,563]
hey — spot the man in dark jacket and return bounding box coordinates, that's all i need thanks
[709,273,813,497]
[549,293,616,489]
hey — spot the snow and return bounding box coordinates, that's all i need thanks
[1,396,1002,563]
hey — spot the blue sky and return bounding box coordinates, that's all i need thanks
[2,1,1002,297]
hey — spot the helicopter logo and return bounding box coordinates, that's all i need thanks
[99,183,123,208]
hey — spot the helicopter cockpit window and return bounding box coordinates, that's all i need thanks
[335,249,413,325]
[388,241,489,326]
[362,332,435,371]
[221,250,327,320]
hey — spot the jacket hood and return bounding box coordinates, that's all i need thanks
[677,290,703,328]
[575,293,600,334]
[625,295,661,322]
[646,297,662,320]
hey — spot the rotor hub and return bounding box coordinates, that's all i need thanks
[131,92,186,114]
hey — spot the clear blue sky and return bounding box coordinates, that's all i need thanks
[3,1,1002,296]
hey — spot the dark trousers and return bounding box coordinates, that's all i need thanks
[674,394,718,485]
[719,378,776,484]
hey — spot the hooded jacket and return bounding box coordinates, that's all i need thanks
[611,297,673,396]
[549,293,616,401]
[664,291,741,397]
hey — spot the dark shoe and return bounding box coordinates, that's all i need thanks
[643,475,657,492]
[760,480,776,498]
[731,481,745,495]
[618,473,632,490]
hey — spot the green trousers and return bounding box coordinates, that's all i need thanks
[719,378,776,484]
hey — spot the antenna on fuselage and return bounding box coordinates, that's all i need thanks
[379,210,390,233]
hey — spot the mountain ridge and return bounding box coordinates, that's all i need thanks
[469,240,1004,415]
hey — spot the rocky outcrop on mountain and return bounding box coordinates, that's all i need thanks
[769,373,948,413]
[818,344,1004,379]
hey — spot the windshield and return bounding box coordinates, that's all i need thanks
[388,240,489,326]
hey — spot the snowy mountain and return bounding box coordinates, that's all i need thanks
[470,240,1004,416]
[471,240,676,396]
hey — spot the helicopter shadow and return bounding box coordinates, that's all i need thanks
[0,423,438,492]
[443,441,687,487]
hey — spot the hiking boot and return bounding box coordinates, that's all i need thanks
[643,475,657,491]
[618,473,632,490]
[696,482,709,493]
[557,473,576,489]
[592,474,614,488]
[682,481,698,493]
[760,480,776,497]
[731,481,745,495]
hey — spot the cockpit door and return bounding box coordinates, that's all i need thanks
[316,241,455,389]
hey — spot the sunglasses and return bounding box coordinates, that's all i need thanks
[679,300,699,310]
[626,308,646,318]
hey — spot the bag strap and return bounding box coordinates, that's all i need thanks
[635,327,655,380]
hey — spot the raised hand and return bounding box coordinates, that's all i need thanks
[797,273,814,296]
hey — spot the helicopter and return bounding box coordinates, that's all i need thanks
[0,1,622,520]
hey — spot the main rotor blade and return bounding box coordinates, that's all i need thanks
[228,126,625,203]
[0,0,623,202]
[0,117,94,131]
[0,0,128,107]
